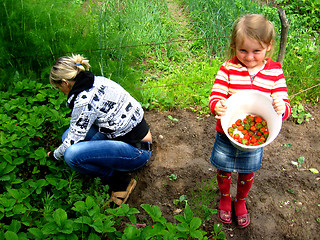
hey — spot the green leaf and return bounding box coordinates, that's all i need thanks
[141,204,163,222]
[217,231,226,239]
[176,222,189,232]
[190,229,206,239]
[6,188,32,202]
[74,216,93,225]
[42,222,58,235]
[13,204,28,214]
[190,217,202,230]
[28,228,44,238]
[309,168,319,174]
[72,201,86,213]
[4,231,18,240]
[8,219,21,233]
[60,221,74,234]
[85,196,96,209]
[214,223,222,234]
[53,208,68,226]
[88,233,101,240]
[184,203,193,223]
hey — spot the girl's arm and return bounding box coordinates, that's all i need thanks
[208,64,229,117]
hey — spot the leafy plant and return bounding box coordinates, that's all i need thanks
[168,115,179,122]
[173,195,188,206]
[169,174,178,181]
[291,104,312,124]
[291,156,305,168]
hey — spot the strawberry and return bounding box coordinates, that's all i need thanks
[228,114,268,147]
[255,116,262,123]
[250,126,257,131]
[238,125,244,131]
[236,119,242,126]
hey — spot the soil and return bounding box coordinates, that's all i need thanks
[128,104,320,240]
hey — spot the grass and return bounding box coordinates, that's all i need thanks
[189,177,219,221]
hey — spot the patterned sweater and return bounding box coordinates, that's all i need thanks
[53,75,145,160]
[209,57,291,134]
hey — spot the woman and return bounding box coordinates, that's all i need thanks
[47,54,152,206]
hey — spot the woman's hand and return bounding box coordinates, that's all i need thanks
[214,100,227,119]
[272,97,286,115]
[47,151,52,157]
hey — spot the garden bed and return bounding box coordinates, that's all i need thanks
[128,104,320,239]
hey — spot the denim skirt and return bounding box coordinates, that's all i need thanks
[210,132,263,173]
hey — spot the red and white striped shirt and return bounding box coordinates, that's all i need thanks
[209,57,291,133]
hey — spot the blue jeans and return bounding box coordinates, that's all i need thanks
[62,125,152,182]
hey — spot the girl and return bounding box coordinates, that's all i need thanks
[208,14,291,228]
[47,54,152,206]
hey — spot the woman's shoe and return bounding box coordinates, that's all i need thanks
[236,213,250,228]
[218,209,232,224]
[110,178,137,206]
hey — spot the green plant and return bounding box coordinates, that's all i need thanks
[189,178,218,221]
[168,115,179,122]
[291,156,305,168]
[139,203,208,239]
[173,195,188,206]
[208,223,227,240]
[169,174,178,181]
[291,104,312,124]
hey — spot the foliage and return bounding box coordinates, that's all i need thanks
[291,104,312,124]
[274,0,320,33]
[0,78,221,239]
[0,0,98,89]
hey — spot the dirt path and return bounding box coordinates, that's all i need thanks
[128,104,320,240]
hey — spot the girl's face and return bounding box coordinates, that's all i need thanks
[235,36,272,70]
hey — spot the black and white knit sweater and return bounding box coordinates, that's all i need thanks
[53,71,147,160]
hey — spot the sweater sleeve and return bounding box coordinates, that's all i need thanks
[269,63,291,121]
[53,103,98,160]
[208,63,229,114]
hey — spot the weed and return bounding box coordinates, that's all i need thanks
[168,115,179,122]
[291,156,305,168]
[291,104,312,124]
[173,195,188,206]
[169,174,178,181]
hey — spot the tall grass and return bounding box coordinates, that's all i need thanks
[0,0,98,89]
[182,0,262,58]
[0,0,176,95]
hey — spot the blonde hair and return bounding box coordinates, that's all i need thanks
[228,14,275,59]
[49,54,91,86]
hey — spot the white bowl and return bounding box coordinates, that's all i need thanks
[221,90,282,151]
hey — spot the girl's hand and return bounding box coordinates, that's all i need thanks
[214,100,227,119]
[272,97,286,115]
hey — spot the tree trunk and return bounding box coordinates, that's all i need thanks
[277,8,289,64]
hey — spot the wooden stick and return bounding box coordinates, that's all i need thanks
[277,8,289,64]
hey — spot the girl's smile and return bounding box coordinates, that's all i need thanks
[236,37,272,74]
